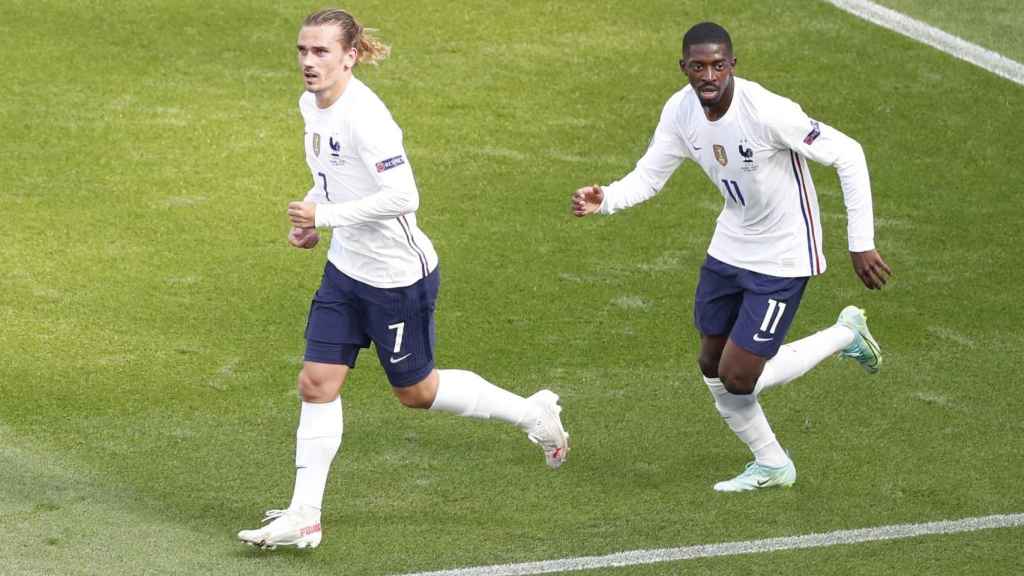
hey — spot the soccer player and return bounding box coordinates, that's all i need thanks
[238,9,569,550]
[571,22,891,492]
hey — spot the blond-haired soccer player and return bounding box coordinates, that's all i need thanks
[572,22,891,492]
[239,8,568,550]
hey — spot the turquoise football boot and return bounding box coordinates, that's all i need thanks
[837,306,882,374]
[713,459,797,492]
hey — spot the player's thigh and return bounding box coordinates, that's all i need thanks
[693,255,744,339]
[361,267,440,389]
[729,272,809,358]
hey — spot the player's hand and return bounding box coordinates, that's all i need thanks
[571,184,604,217]
[288,226,320,249]
[850,250,892,290]
[287,201,317,228]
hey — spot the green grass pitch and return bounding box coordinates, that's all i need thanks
[2,1,1022,574]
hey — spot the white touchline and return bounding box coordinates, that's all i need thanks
[825,0,1024,86]
[396,513,1024,576]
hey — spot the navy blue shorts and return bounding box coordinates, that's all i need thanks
[693,255,808,358]
[304,262,439,388]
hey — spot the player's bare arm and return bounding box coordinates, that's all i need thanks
[571,184,604,217]
[288,201,317,228]
[850,249,891,290]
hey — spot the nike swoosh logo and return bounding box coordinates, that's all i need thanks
[752,334,773,342]
[693,145,703,150]
[390,353,412,364]
[756,478,770,487]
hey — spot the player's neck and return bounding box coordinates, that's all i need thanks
[315,72,354,109]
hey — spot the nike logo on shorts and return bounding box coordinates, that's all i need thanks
[752,334,774,342]
[390,353,413,364]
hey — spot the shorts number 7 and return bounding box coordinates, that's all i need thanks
[387,322,405,354]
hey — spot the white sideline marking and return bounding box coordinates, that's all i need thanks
[397,513,1024,576]
[825,0,1024,86]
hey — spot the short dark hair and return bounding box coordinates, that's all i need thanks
[683,22,732,55]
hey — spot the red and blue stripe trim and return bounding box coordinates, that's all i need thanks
[790,151,821,275]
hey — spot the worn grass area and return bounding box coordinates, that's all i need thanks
[1,0,1022,574]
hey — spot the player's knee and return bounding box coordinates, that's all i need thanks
[296,368,339,402]
[718,365,756,395]
[698,352,720,378]
[296,371,316,399]
[393,385,433,409]
[393,375,437,409]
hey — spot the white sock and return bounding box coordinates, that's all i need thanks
[289,397,343,512]
[429,369,538,429]
[753,325,855,395]
[704,376,789,467]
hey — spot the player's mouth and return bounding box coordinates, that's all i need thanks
[304,70,318,83]
[699,84,718,95]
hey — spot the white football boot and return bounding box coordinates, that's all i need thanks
[525,389,569,469]
[238,506,322,550]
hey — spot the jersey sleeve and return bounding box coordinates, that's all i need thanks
[599,93,691,214]
[314,106,419,228]
[764,97,875,252]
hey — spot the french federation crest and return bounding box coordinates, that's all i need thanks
[312,133,321,156]
[713,144,728,166]
[738,140,757,172]
[328,135,343,166]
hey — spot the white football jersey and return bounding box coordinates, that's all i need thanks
[300,77,438,288]
[600,77,875,278]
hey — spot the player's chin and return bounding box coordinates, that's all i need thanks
[697,92,720,105]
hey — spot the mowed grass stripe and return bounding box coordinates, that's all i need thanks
[397,514,1024,576]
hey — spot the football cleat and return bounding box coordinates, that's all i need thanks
[837,306,882,374]
[238,506,322,550]
[713,459,796,492]
[525,389,569,469]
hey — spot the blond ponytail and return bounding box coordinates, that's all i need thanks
[303,8,391,66]
[354,28,390,65]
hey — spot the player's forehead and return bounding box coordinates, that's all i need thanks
[297,24,342,49]
[683,42,732,63]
